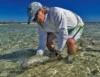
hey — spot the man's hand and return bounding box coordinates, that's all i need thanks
[49,49,63,60]
[36,49,44,55]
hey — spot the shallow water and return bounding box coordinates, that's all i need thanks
[0,23,100,77]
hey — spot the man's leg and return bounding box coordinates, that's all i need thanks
[46,33,62,59]
[65,26,84,63]
[66,38,77,55]
[46,33,56,53]
[67,26,84,55]
[65,38,77,63]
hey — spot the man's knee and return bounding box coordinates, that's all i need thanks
[67,38,76,45]
[67,38,77,55]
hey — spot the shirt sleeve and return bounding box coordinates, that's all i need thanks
[37,26,47,51]
[54,10,68,51]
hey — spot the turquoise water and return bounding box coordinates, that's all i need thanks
[0,24,39,54]
[0,24,40,76]
[0,23,100,77]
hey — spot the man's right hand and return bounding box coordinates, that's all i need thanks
[49,49,63,60]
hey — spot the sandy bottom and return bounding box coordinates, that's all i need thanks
[0,23,100,77]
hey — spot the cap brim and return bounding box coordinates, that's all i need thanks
[27,15,35,24]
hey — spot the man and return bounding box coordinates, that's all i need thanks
[27,2,84,61]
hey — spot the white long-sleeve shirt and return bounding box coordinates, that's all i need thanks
[37,7,84,52]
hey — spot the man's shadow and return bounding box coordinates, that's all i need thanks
[0,49,36,62]
[0,48,50,62]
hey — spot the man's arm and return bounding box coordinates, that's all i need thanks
[54,9,68,52]
[36,26,47,55]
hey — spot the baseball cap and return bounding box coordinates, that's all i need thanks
[27,2,42,24]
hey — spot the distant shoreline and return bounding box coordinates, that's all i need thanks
[0,22,37,25]
[0,22,100,26]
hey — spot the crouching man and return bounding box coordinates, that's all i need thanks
[27,2,84,62]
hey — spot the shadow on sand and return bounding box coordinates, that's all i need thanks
[0,49,36,62]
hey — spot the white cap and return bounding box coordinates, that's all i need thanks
[27,2,42,24]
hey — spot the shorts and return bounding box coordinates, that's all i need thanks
[53,24,84,45]
[68,25,84,41]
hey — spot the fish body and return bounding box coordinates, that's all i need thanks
[21,55,50,68]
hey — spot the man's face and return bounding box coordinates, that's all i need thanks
[33,9,45,25]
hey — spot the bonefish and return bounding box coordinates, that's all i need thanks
[21,55,50,68]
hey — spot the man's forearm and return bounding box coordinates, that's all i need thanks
[58,38,67,51]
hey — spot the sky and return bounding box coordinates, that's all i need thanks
[0,0,100,22]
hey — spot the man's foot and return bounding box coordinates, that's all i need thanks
[64,55,75,64]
